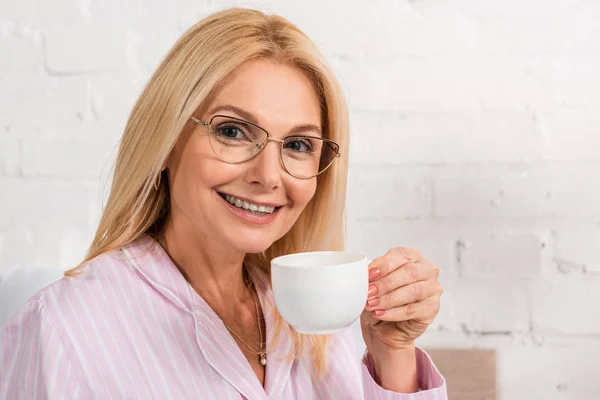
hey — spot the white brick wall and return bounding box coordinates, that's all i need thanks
[1,0,599,398]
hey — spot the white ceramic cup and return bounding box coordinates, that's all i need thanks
[270,251,369,335]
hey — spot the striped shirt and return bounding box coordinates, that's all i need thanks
[0,235,447,399]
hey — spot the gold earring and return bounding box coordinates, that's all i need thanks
[154,171,162,190]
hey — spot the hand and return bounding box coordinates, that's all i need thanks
[360,247,443,354]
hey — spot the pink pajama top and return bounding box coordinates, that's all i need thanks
[1,235,447,399]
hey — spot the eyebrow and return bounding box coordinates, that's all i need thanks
[207,104,322,137]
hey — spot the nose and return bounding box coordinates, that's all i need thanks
[245,140,283,190]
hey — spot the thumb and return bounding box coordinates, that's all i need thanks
[360,309,380,328]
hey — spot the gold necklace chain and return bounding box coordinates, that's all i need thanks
[223,265,266,366]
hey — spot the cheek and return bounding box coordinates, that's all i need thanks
[169,152,221,210]
[289,179,317,209]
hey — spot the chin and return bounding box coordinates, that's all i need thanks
[219,232,276,255]
[240,241,276,255]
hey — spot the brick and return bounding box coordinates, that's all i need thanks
[349,110,541,165]
[554,227,600,274]
[126,0,209,26]
[83,0,124,21]
[0,1,33,23]
[498,341,600,398]
[44,22,128,73]
[0,137,20,175]
[129,26,181,75]
[346,166,431,219]
[0,32,43,75]
[345,219,456,274]
[362,13,476,58]
[20,132,120,178]
[470,14,600,55]
[439,276,531,333]
[459,233,545,279]
[346,220,535,332]
[548,56,600,108]
[532,276,600,335]
[333,56,556,113]
[434,165,600,219]
[539,109,600,162]
[0,0,81,28]
[126,1,209,72]
[284,1,474,59]
[0,75,88,129]
[0,229,61,271]
[409,0,585,18]
[89,73,145,128]
[0,178,93,229]
[311,1,600,58]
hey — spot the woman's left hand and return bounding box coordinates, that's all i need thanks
[360,247,443,354]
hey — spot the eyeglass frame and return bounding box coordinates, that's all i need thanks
[189,114,341,179]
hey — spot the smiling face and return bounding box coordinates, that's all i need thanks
[165,58,322,255]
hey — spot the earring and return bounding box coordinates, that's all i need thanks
[154,171,162,190]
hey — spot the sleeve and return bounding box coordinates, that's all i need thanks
[0,298,83,399]
[362,347,448,399]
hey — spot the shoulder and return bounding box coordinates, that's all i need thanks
[3,247,141,344]
[37,248,136,310]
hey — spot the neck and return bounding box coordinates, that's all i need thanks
[159,213,250,309]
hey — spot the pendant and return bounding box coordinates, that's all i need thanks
[259,354,267,366]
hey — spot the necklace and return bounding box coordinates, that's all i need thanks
[223,265,267,366]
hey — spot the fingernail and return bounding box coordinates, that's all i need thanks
[367,298,379,308]
[372,310,385,317]
[369,268,381,282]
[368,285,378,298]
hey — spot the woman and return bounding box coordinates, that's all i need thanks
[1,8,446,399]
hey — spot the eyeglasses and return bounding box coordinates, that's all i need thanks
[190,115,341,179]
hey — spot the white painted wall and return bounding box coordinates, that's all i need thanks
[1,0,599,398]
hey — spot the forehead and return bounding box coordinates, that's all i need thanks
[203,59,322,129]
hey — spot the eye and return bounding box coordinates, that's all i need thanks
[215,124,248,140]
[284,137,314,153]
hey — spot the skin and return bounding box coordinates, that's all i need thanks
[160,58,444,392]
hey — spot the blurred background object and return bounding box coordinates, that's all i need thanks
[0,265,63,327]
[1,0,600,398]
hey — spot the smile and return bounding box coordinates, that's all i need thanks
[218,193,279,215]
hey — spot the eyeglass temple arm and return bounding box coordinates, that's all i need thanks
[190,116,209,127]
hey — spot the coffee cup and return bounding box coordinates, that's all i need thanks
[270,251,369,335]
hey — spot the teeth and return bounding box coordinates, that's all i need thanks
[223,194,276,214]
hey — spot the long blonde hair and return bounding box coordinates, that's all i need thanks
[66,7,349,379]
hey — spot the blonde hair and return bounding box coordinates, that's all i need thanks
[66,7,349,380]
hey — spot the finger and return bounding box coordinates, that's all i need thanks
[365,279,443,311]
[370,295,441,322]
[368,259,439,300]
[368,247,420,282]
